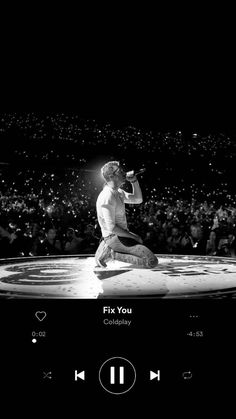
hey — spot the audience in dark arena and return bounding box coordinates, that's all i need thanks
[0,113,236,259]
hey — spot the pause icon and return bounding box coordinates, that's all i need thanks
[99,357,136,395]
[110,366,124,384]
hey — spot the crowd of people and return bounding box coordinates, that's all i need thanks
[0,113,236,260]
[1,178,236,259]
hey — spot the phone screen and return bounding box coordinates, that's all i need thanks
[1,113,236,398]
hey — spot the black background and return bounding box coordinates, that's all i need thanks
[1,21,236,405]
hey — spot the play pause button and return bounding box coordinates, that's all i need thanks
[99,357,136,395]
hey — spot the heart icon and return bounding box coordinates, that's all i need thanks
[35,311,47,322]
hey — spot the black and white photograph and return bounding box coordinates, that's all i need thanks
[0,112,236,299]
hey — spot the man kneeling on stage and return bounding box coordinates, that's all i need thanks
[95,161,158,269]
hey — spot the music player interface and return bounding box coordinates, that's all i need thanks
[1,299,235,394]
[1,113,236,394]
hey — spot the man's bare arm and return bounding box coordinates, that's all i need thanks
[123,179,143,204]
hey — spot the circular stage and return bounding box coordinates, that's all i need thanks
[1,254,236,298]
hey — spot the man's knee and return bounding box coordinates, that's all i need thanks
[135,245,158,268]
[146,255,158,268]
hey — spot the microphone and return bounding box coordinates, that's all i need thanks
[126,168,146,178]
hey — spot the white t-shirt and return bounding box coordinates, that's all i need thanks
[96,185,129,238]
